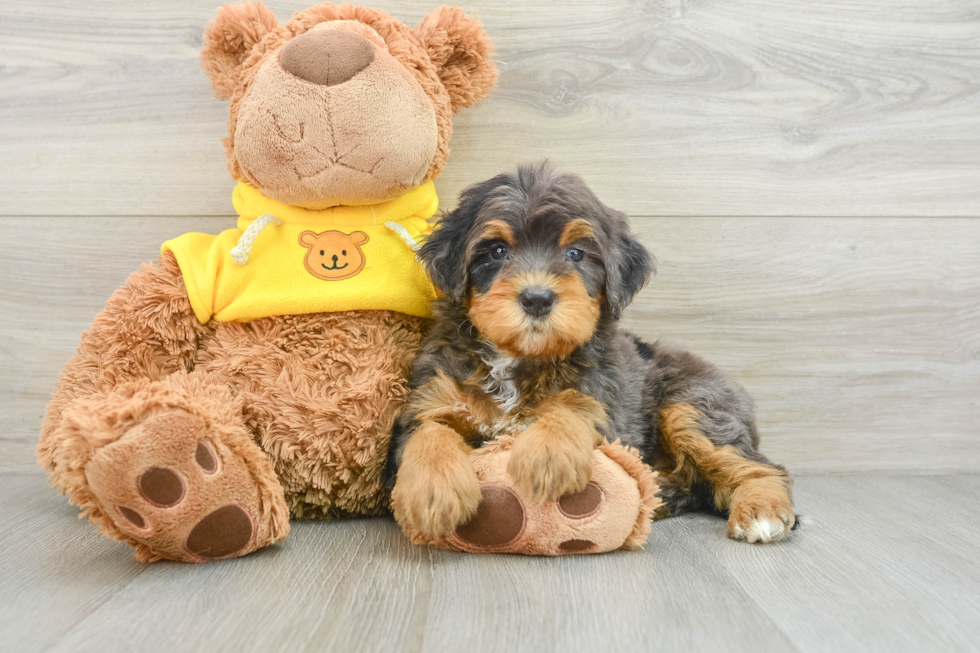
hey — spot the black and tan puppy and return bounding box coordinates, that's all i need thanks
[385,163,796,543]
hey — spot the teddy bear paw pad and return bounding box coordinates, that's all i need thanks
[195,440,219,474]
[453,484,526,549]
[558,539,596,552]
[185,504,255,559]
[557,482,603,519]
[137,467,186,507]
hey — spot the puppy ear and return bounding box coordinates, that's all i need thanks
[418,208,473,303]
[414,6,498,113]
[421,174,510,302]
[604,209,655,320]
[200,1,279,101]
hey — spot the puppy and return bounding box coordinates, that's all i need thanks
[385,163,796,544]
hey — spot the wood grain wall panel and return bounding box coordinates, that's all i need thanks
[1,1,979,216]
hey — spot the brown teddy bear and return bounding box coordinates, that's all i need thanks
[37,1,497,563]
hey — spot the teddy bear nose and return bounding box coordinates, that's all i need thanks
[279,30,375,86]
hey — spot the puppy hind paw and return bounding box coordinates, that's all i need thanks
[729,514,794,543]
[727,491,796,544]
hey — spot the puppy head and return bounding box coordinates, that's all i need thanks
[420,162,654,359]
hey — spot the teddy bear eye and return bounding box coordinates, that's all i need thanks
[342,250,347,256]
[566,248,584,262]
[320,250,324,256]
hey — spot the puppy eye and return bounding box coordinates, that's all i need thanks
[490,244,508,260]
[566,248,584,262]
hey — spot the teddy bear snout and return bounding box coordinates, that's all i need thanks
[279,29,375,87]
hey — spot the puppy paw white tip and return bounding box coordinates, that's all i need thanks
[743,516,790,543]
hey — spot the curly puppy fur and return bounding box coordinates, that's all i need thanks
[386,163,797,543]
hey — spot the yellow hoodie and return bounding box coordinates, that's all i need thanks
[162,182,438,324]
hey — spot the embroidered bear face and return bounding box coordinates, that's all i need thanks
[299,230,369,281]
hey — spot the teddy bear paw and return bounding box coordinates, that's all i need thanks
[85,409,286,562]
[452,481,609,554]
[395,438,661,556]
[452,444,651,555]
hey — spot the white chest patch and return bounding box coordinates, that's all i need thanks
[482,353,521,416]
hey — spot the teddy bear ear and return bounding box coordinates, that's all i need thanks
[414,6,498,113]
[200,1,280,101]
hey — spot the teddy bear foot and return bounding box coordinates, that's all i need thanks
[84,409,289,562]
[394,437,662,556]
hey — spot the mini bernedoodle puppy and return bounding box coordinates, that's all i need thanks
[385,163,797,544]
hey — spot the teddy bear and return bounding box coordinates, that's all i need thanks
[37,1,498,563]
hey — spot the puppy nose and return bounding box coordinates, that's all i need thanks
[279,30,375,86]
[519,288,556,318]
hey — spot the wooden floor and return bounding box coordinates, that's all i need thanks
[3,471,978,652]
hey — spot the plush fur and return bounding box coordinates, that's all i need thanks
[387,163,798,544]
[39,3,497,563]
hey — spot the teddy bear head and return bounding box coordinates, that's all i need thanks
[200,2,497,209]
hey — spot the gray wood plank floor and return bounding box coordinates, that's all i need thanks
[3,472,978,653]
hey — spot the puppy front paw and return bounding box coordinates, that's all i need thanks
[392,440,482,537]
[727,477,796,544]
[508,420,596,503]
